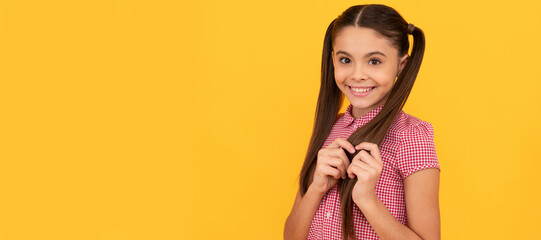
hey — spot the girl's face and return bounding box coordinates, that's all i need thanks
[332,26,409,118]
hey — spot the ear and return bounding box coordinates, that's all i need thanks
[398,54,409,75]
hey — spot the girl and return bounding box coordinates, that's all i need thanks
[284,4,440,240]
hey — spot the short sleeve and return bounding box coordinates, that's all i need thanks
[397,120,440,179]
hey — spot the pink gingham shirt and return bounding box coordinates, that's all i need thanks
[307,103,440,239]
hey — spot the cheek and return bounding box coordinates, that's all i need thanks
[373,69,397,87]
[375,75,395,86]
[334,68,350,83]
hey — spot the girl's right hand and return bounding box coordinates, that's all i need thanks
[310,137,355,194]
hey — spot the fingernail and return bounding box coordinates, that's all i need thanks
[350,148,355,153]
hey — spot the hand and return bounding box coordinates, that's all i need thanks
[347,142,383,205]
[310,138,355,194]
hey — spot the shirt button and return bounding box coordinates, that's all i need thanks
[326,211,331,219]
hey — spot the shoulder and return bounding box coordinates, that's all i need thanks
[389,111,439,178]
[389,110,435,141]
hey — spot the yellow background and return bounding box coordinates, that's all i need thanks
[1,0,540,239]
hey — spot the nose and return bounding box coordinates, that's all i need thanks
[350,63,366,81]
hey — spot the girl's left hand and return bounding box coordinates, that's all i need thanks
[347,142,384,205]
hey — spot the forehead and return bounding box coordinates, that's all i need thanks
[333,26,398,56]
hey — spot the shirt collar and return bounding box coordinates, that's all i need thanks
[342,103,385,128]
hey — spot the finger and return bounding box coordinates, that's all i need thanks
[347,164,369,179]
[349,162,376,182]
[319,156,348,179]
[328,157,348,179]
[318,164,341,179]
[352,150,378,168]
[355,142,383,167]
[327,148,351,172]
[327,138,355,153]
[351,158,378,176]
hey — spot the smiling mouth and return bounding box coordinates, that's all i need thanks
[349,86,376,93]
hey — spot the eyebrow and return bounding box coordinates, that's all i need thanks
[335,50,386,58]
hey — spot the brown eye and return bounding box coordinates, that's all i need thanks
[340,57,351,64]
[369,59,381,65]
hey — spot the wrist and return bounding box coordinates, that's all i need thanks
[307,184,327,198]
[353,193,379,210]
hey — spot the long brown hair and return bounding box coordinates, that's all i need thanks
[298,4,425,239]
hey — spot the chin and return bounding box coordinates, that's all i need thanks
[350,102,373,109]
[349,97,376,106]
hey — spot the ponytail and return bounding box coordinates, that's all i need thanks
[340,23,425,239]
[298,18,343,196]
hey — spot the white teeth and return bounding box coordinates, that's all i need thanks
[351,87,373,93]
